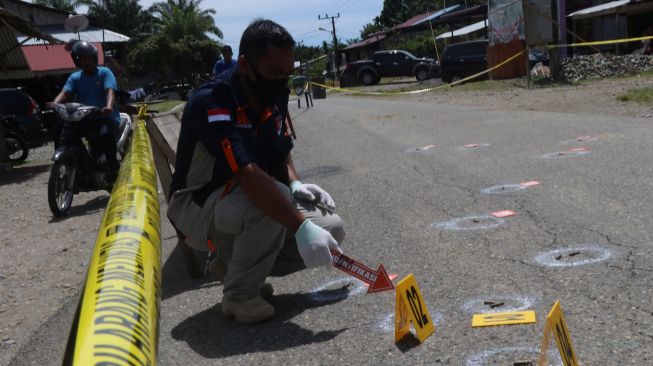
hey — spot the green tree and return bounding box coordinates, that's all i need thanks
[360,21,382,40]
[85,0,156,40]
[149,0,222,39]
[32,0,83,12]
[127,0,221,85]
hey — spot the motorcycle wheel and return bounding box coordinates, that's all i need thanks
[48,159,74,216]
[5,131,29,163]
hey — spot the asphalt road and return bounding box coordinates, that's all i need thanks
[10,92,653,365]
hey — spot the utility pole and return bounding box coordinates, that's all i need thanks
[318,13,340,71]
[297,40,304,75]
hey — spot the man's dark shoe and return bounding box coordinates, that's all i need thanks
[221,295,274,324]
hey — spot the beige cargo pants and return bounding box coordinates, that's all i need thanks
[209,181,345,302]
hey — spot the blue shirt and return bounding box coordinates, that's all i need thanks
[212,58,237,78]
[63,66,120,124]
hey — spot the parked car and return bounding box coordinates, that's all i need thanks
[0,88,42,139]
[440,40,489,83]
[341,50,438,86]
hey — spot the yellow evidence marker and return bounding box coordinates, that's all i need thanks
[395,274,435,343]
[472,310,537,327]
[537,301,579,366]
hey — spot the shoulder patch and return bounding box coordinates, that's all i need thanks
[207,108,231,123]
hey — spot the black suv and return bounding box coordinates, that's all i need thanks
[440,40,489,83]
[440,40,550,83]
[0,88,41,137]
[342,50,438,86]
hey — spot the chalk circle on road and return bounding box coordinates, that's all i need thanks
[461,296,535,314]
[406,144,435,153]
[481,184,527,194]
[376,311,444,332]
[541,150,591,159]
[307,276,367,302]
[561,135,598,144]
[433,215,505,231]
[460,143,490,150]
[466,346,562,366]
[533,245,613,267]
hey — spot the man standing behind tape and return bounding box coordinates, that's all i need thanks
[213,45,237,79]
[168,19,345,324]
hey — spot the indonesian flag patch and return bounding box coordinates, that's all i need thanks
[207,108,230,123]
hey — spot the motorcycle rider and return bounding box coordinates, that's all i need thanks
[47,40,121,180]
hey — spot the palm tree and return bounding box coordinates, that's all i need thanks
[149,0,222,39]
[32,0,84,12]
[85,0,155,40]
[127,0,222,84]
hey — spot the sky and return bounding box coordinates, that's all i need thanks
[139,0,384,55]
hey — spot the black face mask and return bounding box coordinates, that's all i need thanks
[248,64,289,103]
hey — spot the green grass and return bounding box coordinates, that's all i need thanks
[615,70,653,81]
[617,87,653,104]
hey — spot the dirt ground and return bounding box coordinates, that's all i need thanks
[1,75,652,365]
[421,76,653,118]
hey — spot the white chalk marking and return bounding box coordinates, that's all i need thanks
[533,245,613,267]
[466,345,562,366]
[406,144,436,153]
[541,150,591,159]
[376,311,444,332]
[307,277,367,302]
[433,215,506,231]
[461,296,536,314]
[481,184,527,194]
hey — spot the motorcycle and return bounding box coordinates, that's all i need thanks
[2,114,29,164]
[47,103,129,217]
[117,112,132,159]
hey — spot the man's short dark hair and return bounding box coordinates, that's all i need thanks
[239,19,295,62]
[222,45,232,53]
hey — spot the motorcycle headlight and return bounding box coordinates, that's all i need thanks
[71,109,93,121]
[54,106,71,121]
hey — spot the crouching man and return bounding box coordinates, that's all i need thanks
[167,19,345,324]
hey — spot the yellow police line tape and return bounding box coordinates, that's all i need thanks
[63,106,161,366]
[309,50,525,95]
[547,34,653,49]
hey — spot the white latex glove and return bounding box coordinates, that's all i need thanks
[290,180,336,210]
[295,219,342,268]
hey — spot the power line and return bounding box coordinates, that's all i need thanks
[324,0,349,15]
[337,0,360,14]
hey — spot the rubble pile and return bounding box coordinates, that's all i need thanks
[561,53,653,81]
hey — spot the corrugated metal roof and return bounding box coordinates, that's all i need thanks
[22,42,104,74]
[0,24,32,79]
[568,0,630,18]
[344,33,386,50]
[396,13,431,30]
[413,5,463,25]
[436,19,488,39]
[17,25,129,45]
[439,5,488,21]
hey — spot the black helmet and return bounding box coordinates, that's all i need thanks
[70,40,98,68]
